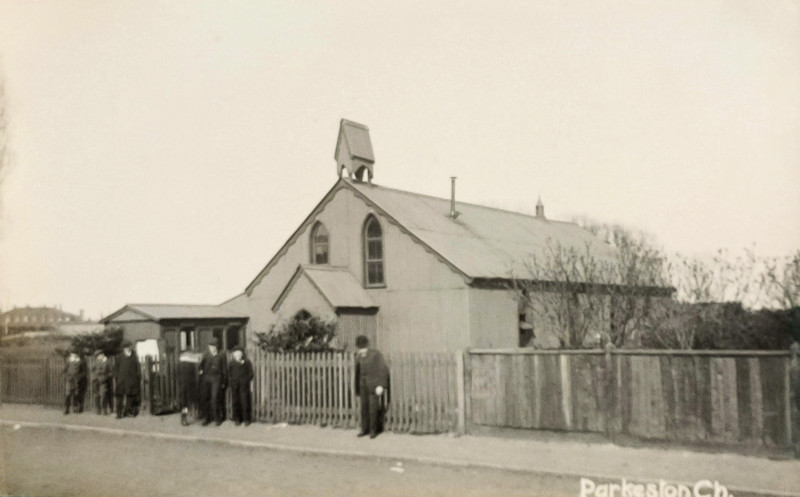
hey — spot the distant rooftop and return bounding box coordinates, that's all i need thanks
[102,304,249,323]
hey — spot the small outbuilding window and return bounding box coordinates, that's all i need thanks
[310,222,330,265]
[363,216,385,287]
[180,328,195,351]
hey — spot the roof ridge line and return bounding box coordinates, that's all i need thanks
[350,181,575,224]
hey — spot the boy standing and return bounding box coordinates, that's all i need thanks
[228,346,254,426]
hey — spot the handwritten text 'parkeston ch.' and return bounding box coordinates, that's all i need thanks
[580,478,736,497]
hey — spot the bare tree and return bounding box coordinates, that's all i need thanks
[587,222,671,347]
[511,217,800,350]
[762,250,800,310]
[644,248,798,349]
[511,240,610,348]
[510,222,671,349]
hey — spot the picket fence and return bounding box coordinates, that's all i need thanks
[250,350,459,433]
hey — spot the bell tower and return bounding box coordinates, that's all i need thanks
[334,119,374,183]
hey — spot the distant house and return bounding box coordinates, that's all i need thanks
[100,304,249,359]
[0,305,103,341]
[219,119,666,352]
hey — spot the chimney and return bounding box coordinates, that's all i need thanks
[79,309,84,321]
[450,177,459,219]
[536,196,545,219]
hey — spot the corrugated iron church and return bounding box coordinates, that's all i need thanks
[218,119,619,353]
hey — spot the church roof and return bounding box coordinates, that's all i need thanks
[348,181,618,280]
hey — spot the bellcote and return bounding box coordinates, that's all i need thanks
[334,119,374,183]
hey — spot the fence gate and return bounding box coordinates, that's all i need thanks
[145,354,179,415]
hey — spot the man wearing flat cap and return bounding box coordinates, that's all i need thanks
[199,337,227,426]
[354,335,390,439]
[114,340,141,418]
[228,346,254,426]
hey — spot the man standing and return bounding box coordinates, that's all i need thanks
[199,337,227,426]
[178,349,202,426]
[64,350,86,415]
[91,349,114,415]
[354,335,390,439]
[114,340,141,418]
[228,346,254,426]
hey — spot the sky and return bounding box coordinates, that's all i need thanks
[0,0,798,320]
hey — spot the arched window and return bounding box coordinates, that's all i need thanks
[363,216,385,287]
[310,222,329,264]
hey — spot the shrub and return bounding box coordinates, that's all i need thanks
[254,312,337,352]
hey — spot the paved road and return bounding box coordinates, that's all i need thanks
[0,425,577,497]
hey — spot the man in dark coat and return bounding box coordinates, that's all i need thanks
[114,340,141,418]
[75,352,88,413]
[178,350,202,426]
[199,337,227,426]
[228,346,254,426]
[64,350,87,415]
[354,335,390,438]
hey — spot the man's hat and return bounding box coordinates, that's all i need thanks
[93,349,103,356]
[208,337,220,347]
[232,345,243,353]
[121,340,132,348]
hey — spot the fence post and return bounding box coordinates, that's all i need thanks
[462,349,473,434]
[790,341,799,459]
[604,342,617,441]
[455,350,465,435]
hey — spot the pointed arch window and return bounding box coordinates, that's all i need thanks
[363,216,385,287]
[310,222,330,265]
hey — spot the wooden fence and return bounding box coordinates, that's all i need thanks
[0,353,169,415]
[466,348,800,454]
[250,350,459,433]
[0,355,66,407]
[2,346,797,455]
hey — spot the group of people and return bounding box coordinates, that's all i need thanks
[64,334,392,439]
[179,337,255,427]
[63,340,142,419]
